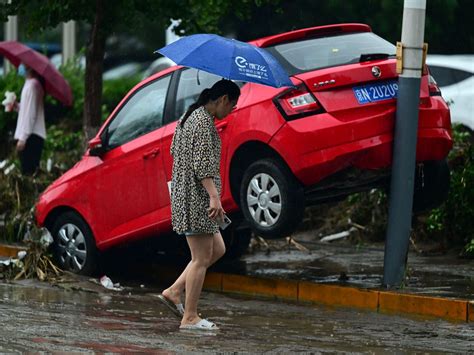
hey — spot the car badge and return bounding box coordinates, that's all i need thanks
[313,79,336,88]
[372,66,382,78]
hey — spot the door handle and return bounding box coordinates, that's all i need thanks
[143,148,160,159]
[216,122,228,133]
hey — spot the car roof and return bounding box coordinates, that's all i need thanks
[249,23,372,48]
[427,55,474,73]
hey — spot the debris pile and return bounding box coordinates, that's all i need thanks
[0,228,62,281]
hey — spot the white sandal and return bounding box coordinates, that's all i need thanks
[179,319,219,330]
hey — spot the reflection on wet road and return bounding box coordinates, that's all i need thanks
[0,281,473,352]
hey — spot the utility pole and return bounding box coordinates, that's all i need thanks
[383,0,427,287]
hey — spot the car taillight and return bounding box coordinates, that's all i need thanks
[274,85,325,120]
[428,74,442,96]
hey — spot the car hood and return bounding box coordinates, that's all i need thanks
[43,155,101,194]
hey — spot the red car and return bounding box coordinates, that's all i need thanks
[36,24,452,274]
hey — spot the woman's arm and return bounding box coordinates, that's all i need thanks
[201,177,224,220]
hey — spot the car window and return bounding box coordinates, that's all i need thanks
[428,66,472,87]
[174,68,222,119]
[107,75,171,149]
[267,32,395,75]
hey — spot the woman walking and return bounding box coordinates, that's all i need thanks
[159,79,241,330]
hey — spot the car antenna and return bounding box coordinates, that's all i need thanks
[197,69,201,85]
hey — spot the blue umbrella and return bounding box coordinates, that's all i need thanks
[156,34,293,88]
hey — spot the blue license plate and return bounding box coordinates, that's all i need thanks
[353,80,398,104]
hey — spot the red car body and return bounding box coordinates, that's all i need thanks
[35,24,452,274]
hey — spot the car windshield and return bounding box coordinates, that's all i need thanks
[267,32,396,75]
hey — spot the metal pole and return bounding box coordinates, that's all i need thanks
[383,0,427,287]
[3,0,18,75]
[62,20,76,65]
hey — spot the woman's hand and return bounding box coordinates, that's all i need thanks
[16,140,26,152]
[207,195,225,221]
[6,101,19,112]
[201,177,224,221]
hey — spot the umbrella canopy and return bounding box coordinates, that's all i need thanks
[0,41,73,106]
[157,34,293,88]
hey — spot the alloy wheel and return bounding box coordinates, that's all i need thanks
[246,173,282,227]
[56,223,87,272]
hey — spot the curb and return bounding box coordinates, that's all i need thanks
[204,272,473,323]
[0,243,26,258]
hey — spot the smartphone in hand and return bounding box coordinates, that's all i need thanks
[218,214,232,230]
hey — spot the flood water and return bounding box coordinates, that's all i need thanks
[0,280,473,353]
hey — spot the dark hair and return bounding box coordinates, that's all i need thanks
[27,66,46,91]
[36,75,46,91]
[180,79,240,127]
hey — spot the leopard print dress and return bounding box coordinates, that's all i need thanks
[170,106,221,235]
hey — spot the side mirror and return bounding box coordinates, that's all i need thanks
[88,137,105,157]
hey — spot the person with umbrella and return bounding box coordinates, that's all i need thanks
[158,79,241,330]
[155,33,291,329]
[12,63,46,175]
[0,41,73,175]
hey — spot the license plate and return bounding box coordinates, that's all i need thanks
[353,80,398,104]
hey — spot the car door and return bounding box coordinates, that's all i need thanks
[90,74,172,242]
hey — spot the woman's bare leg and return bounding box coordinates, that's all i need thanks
[210,232,226,263]
[180,234,214,325]
[162,232,226,305]
[162,261,191,304]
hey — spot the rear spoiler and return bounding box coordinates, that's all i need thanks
[250,23,372,48]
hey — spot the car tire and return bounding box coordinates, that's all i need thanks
[50,212,100,275]
[413,159,450,214]
[240,159,305,239]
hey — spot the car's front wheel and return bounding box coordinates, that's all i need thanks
[50,212,99,275]
[239,159,305,239]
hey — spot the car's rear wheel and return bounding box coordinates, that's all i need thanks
[51,212,99,275]
[240,159,304,239]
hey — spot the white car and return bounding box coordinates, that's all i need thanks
[141,57,175,79]
[427,55,474,130]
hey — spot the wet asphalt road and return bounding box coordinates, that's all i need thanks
[0,280,473,353]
